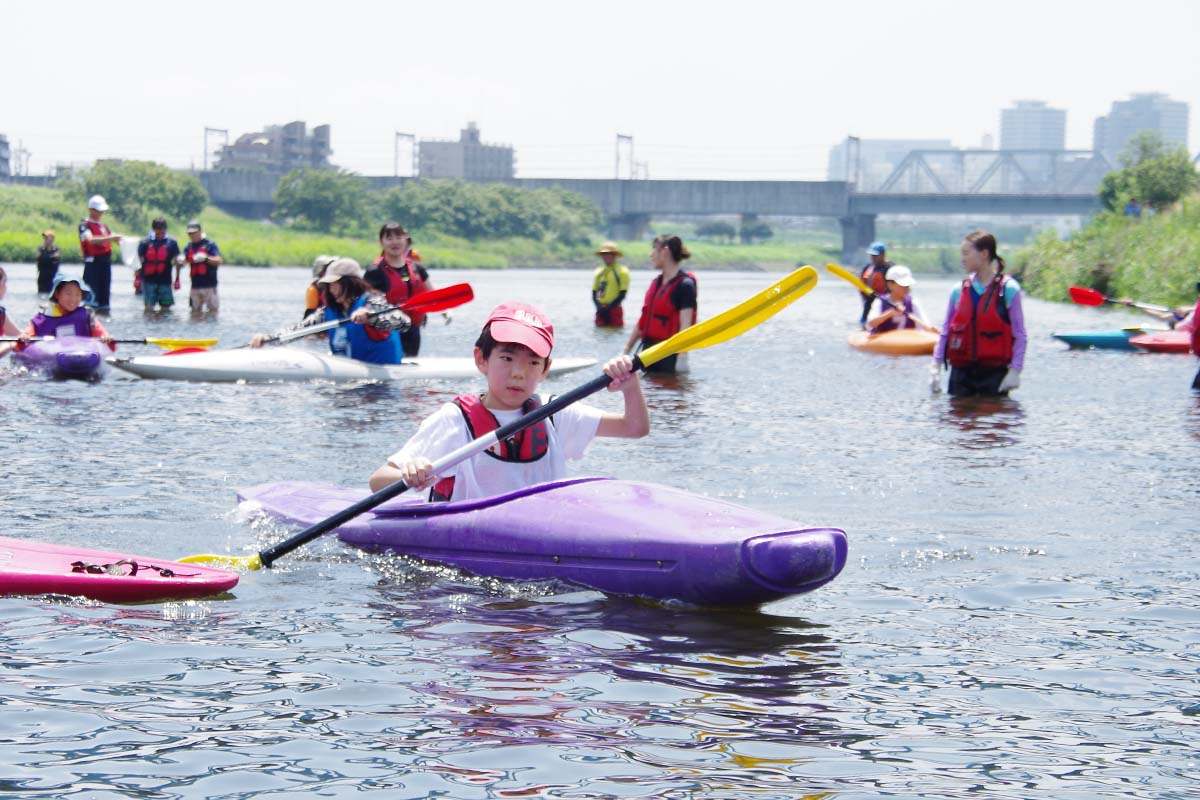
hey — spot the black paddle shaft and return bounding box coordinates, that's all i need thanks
[257,363,637,567]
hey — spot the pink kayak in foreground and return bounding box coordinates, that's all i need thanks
[0,536,239,603]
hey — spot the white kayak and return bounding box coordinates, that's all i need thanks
[109,347,598,383]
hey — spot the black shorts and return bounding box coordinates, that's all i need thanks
[948,364,1008,397]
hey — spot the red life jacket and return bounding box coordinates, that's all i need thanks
[142,240,170,277]
[638,271,698,342]
[80,219,112,258]
[372,255,429,326]
[945,275,1013,368]
[429,394,549,501]
[186,243,209,278]
[861,261,893,295]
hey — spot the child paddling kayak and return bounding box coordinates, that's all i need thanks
[370,302,649,501]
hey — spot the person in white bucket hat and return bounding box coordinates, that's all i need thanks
[864,265,938,335]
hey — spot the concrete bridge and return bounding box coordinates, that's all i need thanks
[199,170,1103,262]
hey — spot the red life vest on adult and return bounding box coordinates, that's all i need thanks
[372,255,429,326]
[142,240,170,277]
[638,271,698,342]
[945,275,1013,368]
[186,243,209,278]
[861,261,893,295]
[429,394,550,501]
[80,219,112,258]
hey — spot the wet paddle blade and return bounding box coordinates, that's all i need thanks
[1068,286,1107,306]
[639,266,818,368]
[826,262,873,295]
[400,282,474,314]
[177,552,264,570]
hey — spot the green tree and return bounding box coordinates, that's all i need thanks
[739,216,773,244]
[378,179,601,243]
[273,168,368,233]
[1098,131,1198,212]
[696,220,737,241]
[68,160,208,229]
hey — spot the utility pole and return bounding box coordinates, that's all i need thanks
[14,142,31,176]
[615,134,633,179]
[394,132,415,178]
[204,127,229,171]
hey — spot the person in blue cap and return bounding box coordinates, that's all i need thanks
[858,241,894,328]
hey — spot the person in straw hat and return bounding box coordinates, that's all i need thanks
[591,241,631,327]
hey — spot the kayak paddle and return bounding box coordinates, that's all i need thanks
[2,336,218,349]
[826,263,874,296]
[180,265,819,571]
[1068,286,1172,314]
[259,282,474,346]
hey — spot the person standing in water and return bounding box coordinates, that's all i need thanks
[591,241,631,327]
[624,235,697,373]
[137,218,182,313]
[931,231,1027,397]
[365,222,439,357]
[78,195,123,313]
[180,220,223,316]
[858,241,893,329]
[35,230,61,296]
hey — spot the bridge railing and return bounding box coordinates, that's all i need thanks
[873,150,1114,195]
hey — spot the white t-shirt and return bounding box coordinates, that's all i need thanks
[388,394,604,501]
[868,295,931,328]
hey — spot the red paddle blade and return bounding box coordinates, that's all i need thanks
[164,347,208,355]
[1068,286,1107,306]
[399,283,474,314]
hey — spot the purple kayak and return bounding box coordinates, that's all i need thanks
[12,336,109,380]
[237,477,848,606]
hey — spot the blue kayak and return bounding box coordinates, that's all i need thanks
[1052,327,1167,351]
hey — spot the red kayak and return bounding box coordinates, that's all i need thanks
[0,536,239,603]
[1129,330,1193,354]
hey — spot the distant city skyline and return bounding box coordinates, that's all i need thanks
[1,1,1197,181]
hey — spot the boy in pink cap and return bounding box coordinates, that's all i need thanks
[369,302,649,501]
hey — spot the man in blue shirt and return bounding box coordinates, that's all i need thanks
[182,220,223,316]
[137,218,182,312]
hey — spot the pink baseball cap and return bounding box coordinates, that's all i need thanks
[486,302,554,357]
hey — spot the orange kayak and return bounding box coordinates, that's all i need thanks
[847,329,938,356]
[1129,330,1192,354]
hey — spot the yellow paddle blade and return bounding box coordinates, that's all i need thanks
[639,266,818,368]
[177,552,264,571]
[825,263,873,295]
[145,337,218,349]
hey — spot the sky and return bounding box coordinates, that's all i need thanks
[3,0,1198,181]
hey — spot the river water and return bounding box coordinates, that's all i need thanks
[1,262,1198,799]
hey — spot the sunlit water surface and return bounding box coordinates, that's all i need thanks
[1,262,1198,799]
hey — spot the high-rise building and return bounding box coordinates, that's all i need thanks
[0,133,10,177]
[1093,93,1189,163]
[1000,100,1066,150]
[214,121,332,173]
[418,123,514,180]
